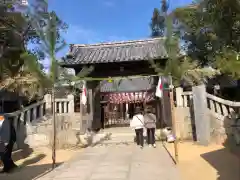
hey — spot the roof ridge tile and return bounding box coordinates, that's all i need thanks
[72,37,165,48]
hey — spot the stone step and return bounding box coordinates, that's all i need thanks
[95,132,135,145]
[96,130,165,145]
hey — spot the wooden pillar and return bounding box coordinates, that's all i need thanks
[87,81,102,131]
[120,103,124,119]
[155,99,161,129]
[125,103,128,119]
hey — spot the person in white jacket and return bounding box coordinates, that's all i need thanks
[130,107,144,148]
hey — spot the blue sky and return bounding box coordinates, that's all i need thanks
[43,0,193,68]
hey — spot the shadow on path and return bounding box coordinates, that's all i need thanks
[200,112,240,180]
[0,163,62,180]
[200,148,240,180]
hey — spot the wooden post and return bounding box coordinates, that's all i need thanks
[79,92,83,133]
[169,75,179,164]
[51,87,56,169]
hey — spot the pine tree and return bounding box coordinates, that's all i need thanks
[150,0,168,37]
[150,8,165,37]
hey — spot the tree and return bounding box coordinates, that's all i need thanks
[173,0,240,78]
[26,0,66,167]
[0,1,48,99]
[0,0,68,99]
[149,1,219,86]
[150,0,168,37]
[25,0,68,61]
[150,8,165,37]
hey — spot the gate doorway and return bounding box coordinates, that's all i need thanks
[103,103,130,128]
[101,91,154,128]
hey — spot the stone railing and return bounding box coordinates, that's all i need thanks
[4,100,46,149]
[4,100,46,127]
[175,87,193,107]
[206,93,240,120]
[175,87,240,144]
[44,94,75,114]
[175,87,240,118]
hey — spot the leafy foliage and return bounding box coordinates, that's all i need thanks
[149,1,220,86]
[25,0,68,60]
[149,0,168,37]
[0,1,43,98]
[26,1,66,84]
[150,8,165,37]
[0,0,68,99]
[173,0,240,78]
[215,48,240,79]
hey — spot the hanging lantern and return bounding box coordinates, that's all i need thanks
[108,77,113,83]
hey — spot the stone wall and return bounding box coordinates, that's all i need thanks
[175,107,194,140]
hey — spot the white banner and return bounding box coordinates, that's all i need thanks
[155,76,163,98]
[81,82,87,105]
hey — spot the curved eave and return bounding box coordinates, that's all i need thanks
[59,56,169,68]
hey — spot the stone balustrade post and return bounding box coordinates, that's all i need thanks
[175,87,183,107]
[183,95,188,107]
[26,109,31,124]
[209,99,215,112]
[64,102,68,113]
[20,111,24,122]
[32,107,37,121]
[222,105,229,117]
[67,94,75,113]
[59,102,62,113]
[44,94,52,113]
[39,103,44,117]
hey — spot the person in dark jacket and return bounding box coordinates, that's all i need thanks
[144,108,157,148]
[0,116,17,173]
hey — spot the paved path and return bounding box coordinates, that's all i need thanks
[37,143,180,180]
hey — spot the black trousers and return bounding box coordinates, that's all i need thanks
[147,128,156,145]
[0,141,17,172]
[135,128,144,147]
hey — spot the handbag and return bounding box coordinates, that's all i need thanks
[136,115,147,136]
[136,115,145,127]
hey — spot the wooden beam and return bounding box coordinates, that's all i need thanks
[69,59,168,78]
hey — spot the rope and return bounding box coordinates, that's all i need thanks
[73,74,159,82]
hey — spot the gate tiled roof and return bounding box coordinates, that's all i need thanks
[62,38,167,65]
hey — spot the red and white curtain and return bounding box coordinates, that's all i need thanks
[106,92,154,104]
